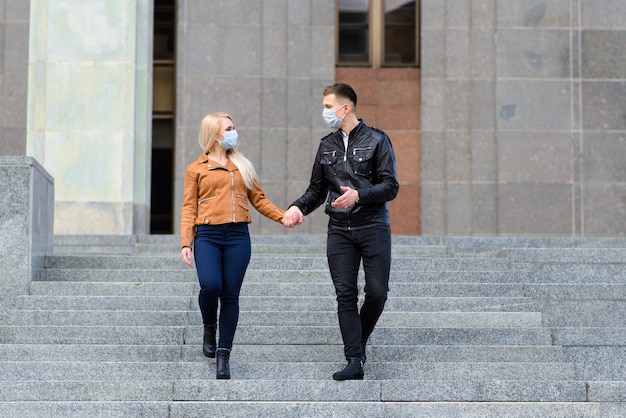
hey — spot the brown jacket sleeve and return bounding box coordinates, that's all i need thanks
[248,179,285,223]
[180,165,198,248]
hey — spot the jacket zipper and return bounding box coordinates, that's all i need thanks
[344,145,351,230]
[230,172,236,222]
[197,196,216,215]
[353,146,373,155]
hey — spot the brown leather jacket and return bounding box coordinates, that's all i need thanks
[180,153,285,248]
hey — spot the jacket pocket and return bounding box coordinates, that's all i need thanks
[198,196,217,223]
[321,150,339,178]
[236,194,251,222]
[351,147,374,176]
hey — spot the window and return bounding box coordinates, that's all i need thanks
[337,0,419,67]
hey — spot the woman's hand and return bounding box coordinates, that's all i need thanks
[283,206,304,227]
[181,247,194,267]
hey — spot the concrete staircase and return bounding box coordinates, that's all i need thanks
[0,235,625,417]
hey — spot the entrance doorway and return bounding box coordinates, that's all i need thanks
[150,0,176,233]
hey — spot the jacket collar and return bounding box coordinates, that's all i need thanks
[196,153,237,171]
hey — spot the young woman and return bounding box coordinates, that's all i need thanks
[180,112,286,379]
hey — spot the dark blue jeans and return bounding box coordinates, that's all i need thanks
[326,226,391,361]
[193,223,251,350]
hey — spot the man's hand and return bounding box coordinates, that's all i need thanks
[331,186,359,209]
[283,206,304,227]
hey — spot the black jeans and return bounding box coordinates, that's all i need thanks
[326,226,391,360]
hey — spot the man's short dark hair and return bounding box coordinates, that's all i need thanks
[323,83,357,107]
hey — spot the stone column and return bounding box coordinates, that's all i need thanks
[26,0,153,234]
[0,156,54,294]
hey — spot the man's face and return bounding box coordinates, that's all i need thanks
[323,94,341,110]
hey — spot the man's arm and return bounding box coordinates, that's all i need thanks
[357,134,399,205]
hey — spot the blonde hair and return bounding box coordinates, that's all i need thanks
[198,112,259,190]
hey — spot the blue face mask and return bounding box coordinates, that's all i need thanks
[322,105,346,129]
[218,129,238,150]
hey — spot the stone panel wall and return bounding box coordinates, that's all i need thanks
[174,0,335,235]
[421,0,626,236]
[0,0,30,155]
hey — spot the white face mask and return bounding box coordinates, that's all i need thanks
[322,105,346,129]
[218,129,238,150]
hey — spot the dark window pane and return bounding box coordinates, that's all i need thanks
[338,0,369,64]
[154,1,175,60]
[384,0,416,65]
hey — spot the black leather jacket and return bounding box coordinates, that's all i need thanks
[291,120,399,230]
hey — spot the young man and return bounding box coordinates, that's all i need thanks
[283,83,399,380]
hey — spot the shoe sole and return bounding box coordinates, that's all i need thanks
[332,374,364,381]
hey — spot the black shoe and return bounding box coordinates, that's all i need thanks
[332,358,364,381]
[203,324,217,358]
[216,349,231,379]
[361,341,367,364]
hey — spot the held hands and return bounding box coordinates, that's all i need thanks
[331,186,359,209]
[181,247,194,268]
[282,206,304,228]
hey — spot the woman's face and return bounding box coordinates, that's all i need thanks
[219,118,235,135]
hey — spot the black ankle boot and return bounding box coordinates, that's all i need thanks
[332,358,364,381]
[361,341,367,364]
[216,349,231,379]
[203,324,217,358]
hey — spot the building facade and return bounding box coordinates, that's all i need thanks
[1,0,625,236]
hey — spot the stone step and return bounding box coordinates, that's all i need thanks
[509,247,626,263]
[6,234,626,415]
[0,310,543,328]
[6,295,536,312]
[26,281,626,300]
[27,281,531,298]
[132,243,450,257]
[552,327,626,346]
[0,361,575,382]
[0,325,554,346]
[0,379,595,403]
[45,255,510,271]
[537,301,626,326]
[0,400,605,418]
[512,263,626,282]
[565,347,626,381]
[53,234,626,249]
[0,344,565,363]
[37,267,626,285]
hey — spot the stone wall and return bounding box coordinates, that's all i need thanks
[420,0,626,236]
[0,157,53,293]
[0,0,30,156]
[173,0,336,235]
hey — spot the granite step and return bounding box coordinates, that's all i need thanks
[0,344,565,363]
[4,234,625,415]
[27,281,530,298]
[0,361,575,382]
[0,310,543,328]
[0,325,553,346]
[45,255,511,271]
[0,379,591,402]
[0,400,605,418]
[37,266,626,284]
[5,295,537,312]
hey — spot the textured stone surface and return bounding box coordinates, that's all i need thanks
[421,0,626,236]
[0,157,53,293]
[1,234,626,413]
[27,0,152,234]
